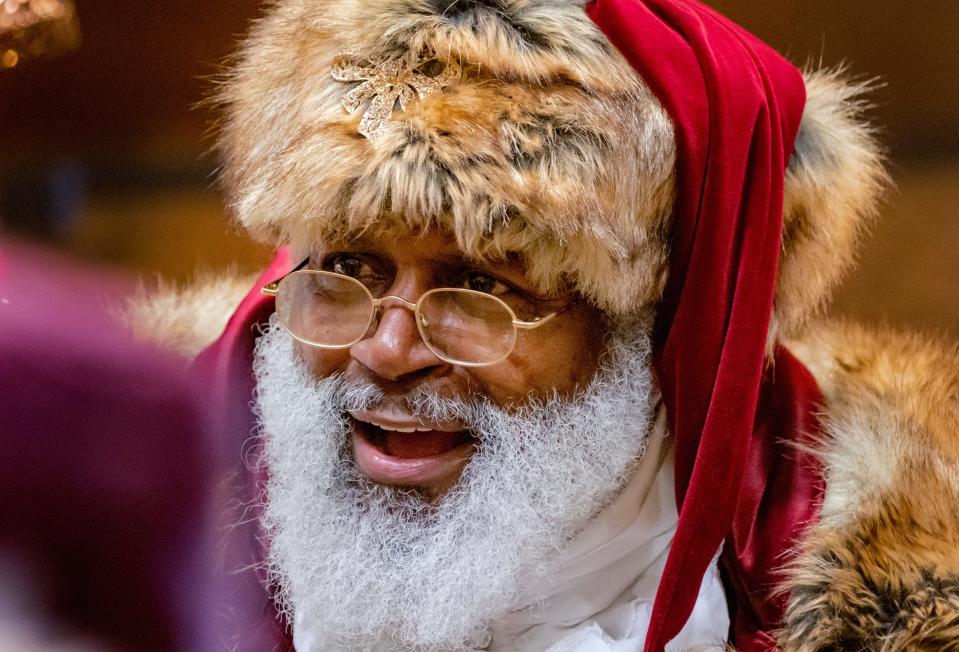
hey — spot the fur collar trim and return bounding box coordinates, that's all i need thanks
[784,321,959,648]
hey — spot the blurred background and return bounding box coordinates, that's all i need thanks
[1,0,957,335]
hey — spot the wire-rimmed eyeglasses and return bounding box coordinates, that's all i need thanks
[261,261,566,367]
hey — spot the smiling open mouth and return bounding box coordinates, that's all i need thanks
[356,419,475,458]
[348,413,478,488]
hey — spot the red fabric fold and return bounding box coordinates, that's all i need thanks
[585,1,824,649]
[193,248,295,652]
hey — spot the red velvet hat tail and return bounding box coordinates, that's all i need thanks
[586,1,824,649]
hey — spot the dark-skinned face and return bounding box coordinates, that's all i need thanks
[294,227,609,496]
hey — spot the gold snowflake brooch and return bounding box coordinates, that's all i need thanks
[330,50,461,139]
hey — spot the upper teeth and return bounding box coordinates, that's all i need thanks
[376,424,435,433]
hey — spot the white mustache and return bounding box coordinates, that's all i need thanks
[333,380,492,428]
[327,376,384,413]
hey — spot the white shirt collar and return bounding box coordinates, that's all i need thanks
[484,403,729,651]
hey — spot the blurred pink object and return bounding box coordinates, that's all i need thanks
[0,242,218,650]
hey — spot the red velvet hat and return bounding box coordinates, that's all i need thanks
[586,2,824,648]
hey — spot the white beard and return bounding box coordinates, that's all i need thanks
[252,315,656,651]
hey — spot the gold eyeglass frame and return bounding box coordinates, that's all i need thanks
[261,262,563,367]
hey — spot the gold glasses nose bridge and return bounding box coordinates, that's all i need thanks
[368,294,431,331]
[372,294,419,311]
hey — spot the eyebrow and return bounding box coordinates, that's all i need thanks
[420,254,533,288]
[317,238,575,298]
[408,251,531,284]
[327,238,524,273]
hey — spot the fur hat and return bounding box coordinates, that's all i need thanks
[216,0,887,338]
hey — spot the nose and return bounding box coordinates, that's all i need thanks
[349,300,445,382]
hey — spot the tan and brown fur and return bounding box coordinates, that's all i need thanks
[119,271,257,358]
[215,0,886,337]
[216,0,675,316]
[780,323,959,650]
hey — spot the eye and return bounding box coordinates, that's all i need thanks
[462,271,510,296]
[320,253,388,292]
[325,254,369,278]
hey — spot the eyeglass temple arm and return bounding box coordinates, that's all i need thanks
[513,295,580,329]
[260,257,311,296]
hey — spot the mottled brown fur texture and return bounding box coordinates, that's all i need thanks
[784,322,959,650]
[216,0,675,317]
[214,0,886,337]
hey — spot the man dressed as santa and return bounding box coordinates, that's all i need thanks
[132,0,959,649]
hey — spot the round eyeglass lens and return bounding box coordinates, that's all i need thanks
[418,290,517,365]
[277,271,373,347]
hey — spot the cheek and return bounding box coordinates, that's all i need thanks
[292,309,609,405]
[473,309,608,404]
[294,341,351,377]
